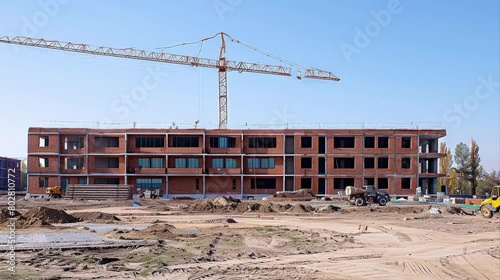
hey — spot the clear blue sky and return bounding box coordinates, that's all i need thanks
[0,0,499,170]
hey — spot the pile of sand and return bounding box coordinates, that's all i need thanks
[2,207,80,229]
[315,205,342,213]
[23,207,80,224]
[193,196,242,212]
[286,204,315,213]
[109,223,177,240]
[272,189,315,199]
[0,208,22,223]
[72,212,121,223]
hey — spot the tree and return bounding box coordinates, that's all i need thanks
[478,170,500,196]
[448,168,459,194]
[438,142,452,191]
[454,142,470,194]
[20,160,27,190]
[468,139,482,195]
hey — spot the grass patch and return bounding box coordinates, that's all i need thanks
[222,238,244,247]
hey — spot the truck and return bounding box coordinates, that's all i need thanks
[345,185,390,206]
[480,185,500,218]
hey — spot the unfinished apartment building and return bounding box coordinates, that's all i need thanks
[27,127,446,198]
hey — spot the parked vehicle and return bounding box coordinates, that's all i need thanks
[345,185,390,206]
[480,185,500,218]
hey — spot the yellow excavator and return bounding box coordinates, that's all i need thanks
[46,186,62,199]
[480,185,500,218]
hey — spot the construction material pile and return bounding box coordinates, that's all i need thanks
[72,212,121,223]
[1,207,81,229]
[65,184,133,200]
[193,196,242,212]
[270,189,316,201]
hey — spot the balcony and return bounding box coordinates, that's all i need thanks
[167,168,203,175]
[419,152,447,158]
[208,168,241,175]
[208,147,241,154]
[127,168,166,175]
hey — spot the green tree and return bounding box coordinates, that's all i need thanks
[478,170,500,196]
[21,160,27,190]
[468,139,482,195]
[438,142,452,191]
[454,142,470,194]
[448,168,459,194]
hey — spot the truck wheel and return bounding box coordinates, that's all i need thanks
[355,198,365,206]
[480,205,493,218]
[378,197,388,206]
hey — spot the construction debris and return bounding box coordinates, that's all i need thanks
[71,212,121,223]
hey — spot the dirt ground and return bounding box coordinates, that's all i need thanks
[0,197,499,279]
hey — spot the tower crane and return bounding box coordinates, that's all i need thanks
[0,32,339,129]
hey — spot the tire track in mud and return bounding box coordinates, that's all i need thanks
[374,225,412,243]
[440,249,499,280]
[402,260,450,280]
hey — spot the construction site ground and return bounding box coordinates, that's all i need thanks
[1,198,499,279]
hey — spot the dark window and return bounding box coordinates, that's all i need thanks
[95,157,119,168]
[251,178,276,189]
[196,179,200,191]
[334,158,355,169]
[301,137,312,148]
[249,137,276,148]
[401,178,411,189]
[364,177,375,185]
[364,157,375,169]
[378,157,389,169]
[402,137,411,149]
[334,178,354,189]
[248,158,275,169]
[301,178,312,189]
[65,158,84,169]
[136,178,162,191]
[78,178,87,184]
[232,179,237,190]
[136,137,164,148]
[39,136,49,147]
[334,137,355,148]
[401,158,411,169]
[174,158,199,168]
[94,178,120,184]
[65,137,84,150]
[378,137,389,148]
[95,137,119,148]
[138,158,164,168]
[301,157,312,169]
[39,177,49,188]
[210,137,236,148]
[364,136,375,148]
[378,178,389,189]
[170,136,199,148]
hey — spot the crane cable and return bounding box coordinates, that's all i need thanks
[156,32,307,72]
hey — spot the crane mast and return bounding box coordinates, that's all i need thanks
[0,32,339,129]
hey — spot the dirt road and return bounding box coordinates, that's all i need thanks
[0,198,498,279]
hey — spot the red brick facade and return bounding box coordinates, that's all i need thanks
[27,127,446,198]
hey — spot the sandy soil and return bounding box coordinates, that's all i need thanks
[0,198,499,279]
